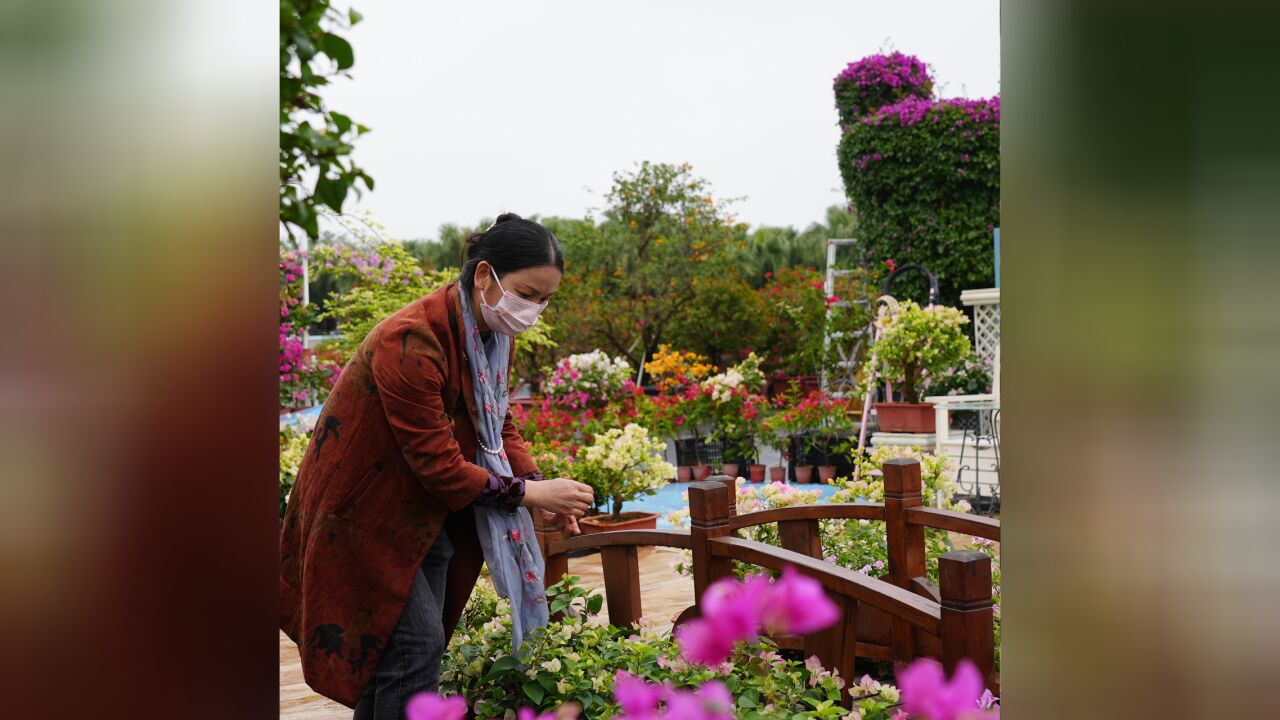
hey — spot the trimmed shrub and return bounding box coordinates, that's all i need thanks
[832,52,934,127]
[837,94,1000,306]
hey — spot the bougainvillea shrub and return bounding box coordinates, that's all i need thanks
[832,51,934,127]
[837,92,1000,306]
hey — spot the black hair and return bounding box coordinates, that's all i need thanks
[459,212,564,293]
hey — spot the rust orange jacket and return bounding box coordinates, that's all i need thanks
[279,283,539,707]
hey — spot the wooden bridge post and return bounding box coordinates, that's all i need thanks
[688,480,734,602]
[533,508,568,589]
[883,458,926,666]
[707,475,738,518]
[939,550,995,685]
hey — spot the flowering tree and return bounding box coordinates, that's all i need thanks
[564,162,739,369]
[574,424,676,520]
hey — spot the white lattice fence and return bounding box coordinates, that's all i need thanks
[961,288,1000,366]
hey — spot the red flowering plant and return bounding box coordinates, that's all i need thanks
[702,353,767,467]
[763,383,856,467]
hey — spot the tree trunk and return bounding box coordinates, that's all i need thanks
[612,496,623,520]
[902,361,918,403]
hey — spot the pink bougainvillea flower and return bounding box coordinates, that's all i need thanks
[674,617,737,666]
[404,692,467,720]
[897,658,989,720]
[661,681,733,720]
[759,566,839,635]
[613,671,663,717]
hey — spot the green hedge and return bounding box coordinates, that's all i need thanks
[837,94,1000,306]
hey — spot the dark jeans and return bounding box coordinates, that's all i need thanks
[353,530,454,720]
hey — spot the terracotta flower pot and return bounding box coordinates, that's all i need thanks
[677,466,693,482]
[578,511,660,533]
[817,465,838,483]
[794,465,815,483]
[720,462,740,478]
[748,464,767,483]
[694,464,711,480]
[874,402,936,433]
[769,466,786,483]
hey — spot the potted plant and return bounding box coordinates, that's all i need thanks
[864,300,972,433]
[643,345,714,481]
[702,353,767,481]
[763,383,816,483]
[574,423,676,533]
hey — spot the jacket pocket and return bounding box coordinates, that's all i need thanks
[331,459,386,512]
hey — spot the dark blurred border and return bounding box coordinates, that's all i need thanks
[1,1,277,718]
[1004,1,1280,717]
[4,1,1280,719]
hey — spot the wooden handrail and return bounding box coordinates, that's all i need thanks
[906,507,1000,541]
[708,536,942,635]
[723,503,887,532]
[547,528,691,556]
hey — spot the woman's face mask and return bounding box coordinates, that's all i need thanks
[479,266,547,335]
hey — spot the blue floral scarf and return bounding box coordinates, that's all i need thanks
[457,286,548,651]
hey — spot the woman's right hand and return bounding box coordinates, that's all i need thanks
[521,477,594,517]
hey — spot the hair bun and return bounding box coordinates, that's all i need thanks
[494,212,522,225]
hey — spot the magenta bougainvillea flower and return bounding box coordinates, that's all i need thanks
[404,692,467,720]
[897,658,996,720]
[676,567,839,666]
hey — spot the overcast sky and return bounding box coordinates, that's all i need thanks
[324,0,1000,241]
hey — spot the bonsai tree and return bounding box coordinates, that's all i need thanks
[575,423,676,521]
[864,300,972,403]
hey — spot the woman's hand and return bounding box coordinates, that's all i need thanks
[521,477,594,518]
[540,510,582,536]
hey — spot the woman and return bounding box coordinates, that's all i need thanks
[279,214,594,719]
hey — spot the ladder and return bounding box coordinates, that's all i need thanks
[821,238,873,399]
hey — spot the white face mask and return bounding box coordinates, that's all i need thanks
[479,266,547,335]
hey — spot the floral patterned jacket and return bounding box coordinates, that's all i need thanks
[279,283,539,707]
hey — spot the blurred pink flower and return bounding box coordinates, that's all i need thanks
[405,692,467,720]
[897,658,991,720]
[759,566,839,635]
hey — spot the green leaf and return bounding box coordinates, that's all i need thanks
[483,654,518,681]
[586,593,604,614]
[314,176,349,212]
[330,111,352,135]
[348,8,363,24]
[319,33,354,69]
[522,680,545,704]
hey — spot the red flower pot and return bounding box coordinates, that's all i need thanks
[677,466,693,482]
[720,462,740,478]
[694,464,711,480]
[578,511,660,533]
[769,466,786,483]
[874,402,936,433]
[817,465,838,483]
[794,465,815,483]
[749,464,767,483]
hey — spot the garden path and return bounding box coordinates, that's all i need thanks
[280,547,693,719]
